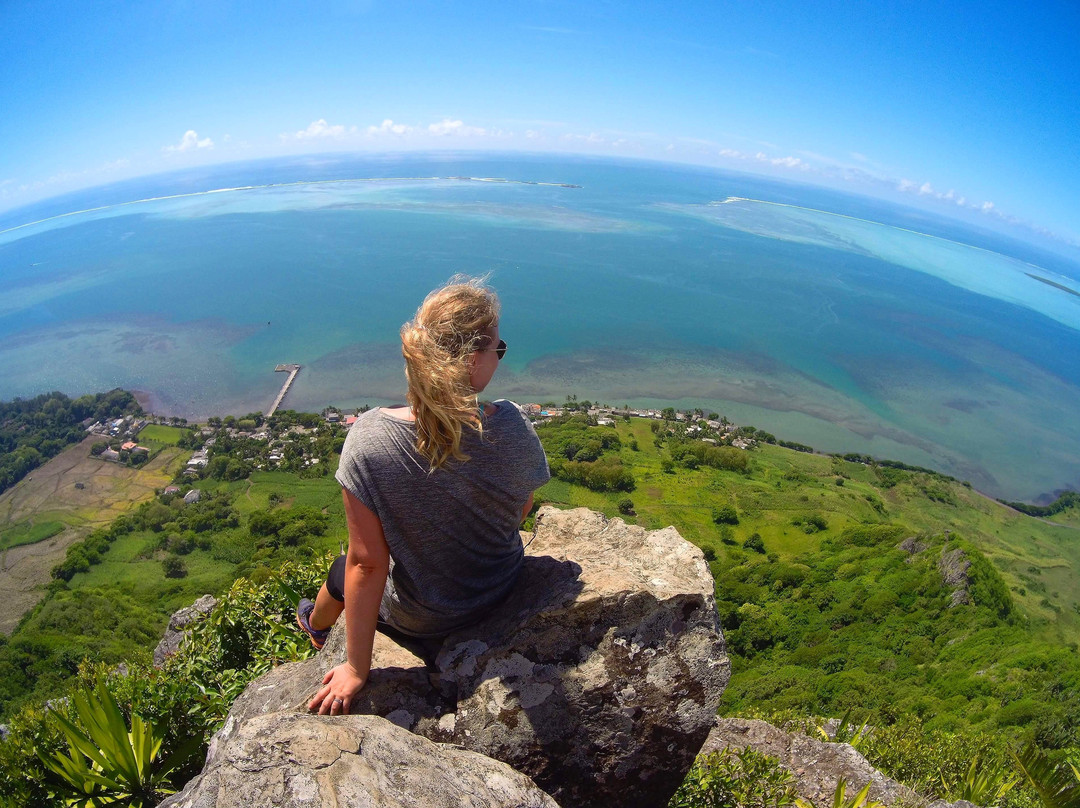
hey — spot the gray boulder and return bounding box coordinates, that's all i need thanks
[154,594,218,667]
[702,718,977,808]
[704,718,917,806]
[158,711,558,808]
[196,507,729,808]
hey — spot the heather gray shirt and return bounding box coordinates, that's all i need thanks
[335,400,550,637]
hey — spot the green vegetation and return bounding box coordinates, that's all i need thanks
[0,466,346,720]
[38,674,197,807]
[669,746,800,808]
[0,519,65,552]
[136,424,184,445]
[0,390,141,495]
[4,403,1080,806]
[0,557,323,807]
[533,415,1080,749]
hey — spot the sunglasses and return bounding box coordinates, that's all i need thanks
[477,338,507,360]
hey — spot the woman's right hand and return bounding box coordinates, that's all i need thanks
[308,662,366,715]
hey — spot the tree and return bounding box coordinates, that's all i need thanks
[743,533,766,554]
[712,505,739,525]
[617,498,635,515]
[162,556,188,578]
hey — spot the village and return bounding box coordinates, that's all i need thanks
[82,393,775,508]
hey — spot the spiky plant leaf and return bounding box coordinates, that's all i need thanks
[1011,744,1080,808]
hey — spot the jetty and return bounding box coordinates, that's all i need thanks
[266,363,301,417]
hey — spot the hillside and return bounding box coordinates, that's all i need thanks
[2,407,1078,747]
[533,414,1080,743]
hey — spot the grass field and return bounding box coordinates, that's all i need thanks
[0,435,188,633]
[138,424,185,445]
[0,520,65,552]
[535,418,1080,642]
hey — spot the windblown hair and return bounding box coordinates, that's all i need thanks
[400,277,500,470]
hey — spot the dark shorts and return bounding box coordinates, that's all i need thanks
[323,554,443,665]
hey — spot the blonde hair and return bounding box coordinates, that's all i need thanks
[400,276,500,470]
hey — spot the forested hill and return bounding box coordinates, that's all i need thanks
[0,390,141,495]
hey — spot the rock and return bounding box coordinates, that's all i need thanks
[897,536,928,556]
[199,507,729,808]
[702,718,919,807]
[154,594,217,667]
[938,548,971,607]
[159,711,558,808]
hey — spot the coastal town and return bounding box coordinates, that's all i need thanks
[86,396,780,491]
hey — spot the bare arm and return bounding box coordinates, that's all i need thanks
[308,488,390,715]
[521,492,534,524]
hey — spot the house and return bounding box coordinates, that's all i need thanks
[523,403,542,416]
[101,448,120,462]
[121,441,137,451]
[345,415,358,426]
[183,489,202,504]
[597,417,615,426]
[326,412,341,423]
[132,446,149,454]
[164,485,181,494]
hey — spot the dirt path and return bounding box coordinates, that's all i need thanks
[0,436,185,634]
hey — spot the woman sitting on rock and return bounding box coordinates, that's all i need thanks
[298,276,550,715]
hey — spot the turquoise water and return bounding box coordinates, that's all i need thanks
[1,153,1079,501]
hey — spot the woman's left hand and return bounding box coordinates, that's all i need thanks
[308,662,366,715]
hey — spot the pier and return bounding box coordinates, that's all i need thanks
[266,363,301,417]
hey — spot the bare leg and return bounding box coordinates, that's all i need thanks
[310,582,344,631]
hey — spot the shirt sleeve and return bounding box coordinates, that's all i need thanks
[334,419,378,514]
[509,403,551,491]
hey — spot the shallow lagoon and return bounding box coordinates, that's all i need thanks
[1,153,1078,501]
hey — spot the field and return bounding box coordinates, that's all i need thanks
[62,469,349,616]
[138,424,185,445]
[535,418,1080,643]
[0,435,187,634]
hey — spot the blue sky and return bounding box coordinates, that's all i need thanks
[2,0,1078,251]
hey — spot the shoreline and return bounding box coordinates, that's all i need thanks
[125,383,1075,507]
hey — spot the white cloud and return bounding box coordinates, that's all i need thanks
[918,181,934,196]
[851,152,868,163]
[718,148,744,158]
[898,179,916,192]
[428,118,486,136]
[164,130,214,153]
[981,201,995,213]
[755,151,803,168]
[525,129,540,139]
[367,119,414,136]
[563,132,604,144]
[288,119,349,140]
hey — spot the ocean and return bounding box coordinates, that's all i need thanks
[1,152,1079,501]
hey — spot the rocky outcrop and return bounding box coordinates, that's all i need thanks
[938,548,971,607]
[158,712,558,808]
[703,718,918,807]
[154,595,217,666]
[702,719,978,808]
[897,536,928,557]
[172,507,730,808]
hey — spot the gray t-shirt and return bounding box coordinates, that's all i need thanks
[335,400,550,637]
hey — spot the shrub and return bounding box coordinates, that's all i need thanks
[712,505,739,525]
[162,556,187,579]
[617,498,635,515]
[670,746,799,808]
[744,533,766,554]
